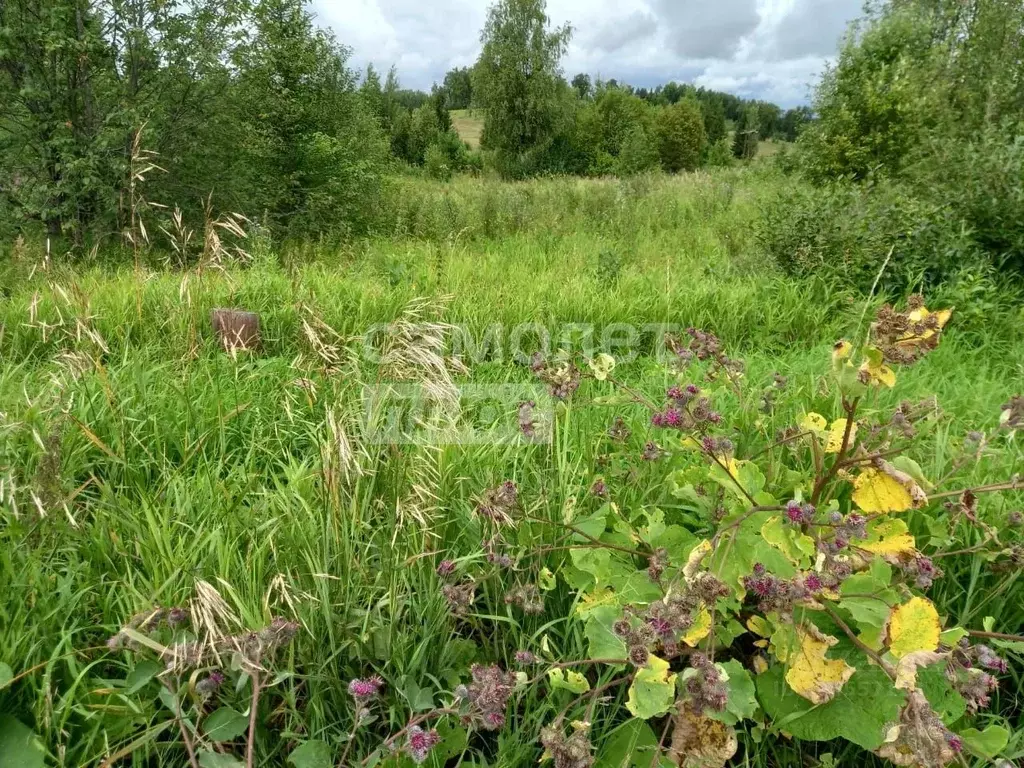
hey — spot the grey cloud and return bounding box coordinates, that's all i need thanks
[313,0,862,105]
[651,0,761,59]
[586,10,658,54]
[762,0,862,60]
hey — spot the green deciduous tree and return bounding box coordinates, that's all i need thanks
[229,0,388,237]
[571,73,592,100]
[700,97,728,145]
[616,125,660,176]
[655,100,706,173]
[732,106,760,160]
[473,0,572,177]
[441,67,474,110]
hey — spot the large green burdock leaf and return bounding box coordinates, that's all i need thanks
[594,720,673,768]
[709,660,757,726]
[918,664,966,724]
[0,716,45,768]
[584,604,627,664]
[756,643,905,750]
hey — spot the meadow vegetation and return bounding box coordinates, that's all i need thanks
[1,0,1024,766]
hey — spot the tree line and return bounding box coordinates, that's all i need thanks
[0,0,806,246]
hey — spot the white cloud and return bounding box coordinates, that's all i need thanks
[309,0,864,106]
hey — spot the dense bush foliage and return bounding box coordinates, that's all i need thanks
[762,0,1024,292]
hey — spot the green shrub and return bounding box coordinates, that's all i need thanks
[656,100,706,173]
[704,137,734,168]
[756,178,985,293]
[616,125,661,176]
[424,143,453,181]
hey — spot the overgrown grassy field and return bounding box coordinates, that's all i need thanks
[0,172,1021,767]
[451,110,484,150]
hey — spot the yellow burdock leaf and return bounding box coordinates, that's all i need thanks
[680,435,703,452]
[852,469,914,514]
[683,539,712,583]
[800,412,827,434]
[576,586,618,617]
[859,347,897,388]
[832,340,853,367]
[859,518,917,556]
[547,668,590,694]
[825,419,857,454]
[902,307,953,348]
[588,353,616,381]
[894,650,949,691]
[887,597,941,659]
[877,460,928,509]
[681,605,712,647]
[747,615,772,638]
[861,361,897,388]
[785,625,856,705]
[753,656,769,674]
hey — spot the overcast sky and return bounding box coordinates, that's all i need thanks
[310,0,864,107]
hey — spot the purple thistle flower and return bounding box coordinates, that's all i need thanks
[804,574,823,593]
[196,670,226,695]
[348,676,384,700]
[407,726,441,764]
[437,560,457,577]
[977,645,1008,674]
[785,501,804,524]
[947,734,963,753]
[647,617,673,638]
[514,650,536,665]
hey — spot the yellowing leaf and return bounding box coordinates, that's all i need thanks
[681,605,712,647]
[761,516,815,566]
[859,348,897,388]
[800,412,827,434]
[852,469,914,514]
[588,353,616,381]
[576,587,618,617]
[785,625,856,705]
[752,656,768,674]
[547,668,590,694]
[683,540,712,583]
[876,460,928,509]
[832,340,853,367]
[625,655,677,719]
[902,307,953,348]
[858,518,917,556]
[825,419,857,454]
[887,597,941,659]
[746,616,771,638]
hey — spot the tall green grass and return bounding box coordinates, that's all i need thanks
[0,171,1021,766]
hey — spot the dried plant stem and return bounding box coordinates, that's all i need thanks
[929,479,1024,501]
[358,708,459,766]
[967,629,1024,643]
[822,604,895,680]
[810,397,860,506]
[524,514,647,558]
[164,681,200,768]
[247,671,262,768]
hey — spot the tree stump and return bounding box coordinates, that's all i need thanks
[211,309,261,352]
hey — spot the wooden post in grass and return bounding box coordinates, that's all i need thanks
[211,309,261,352]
